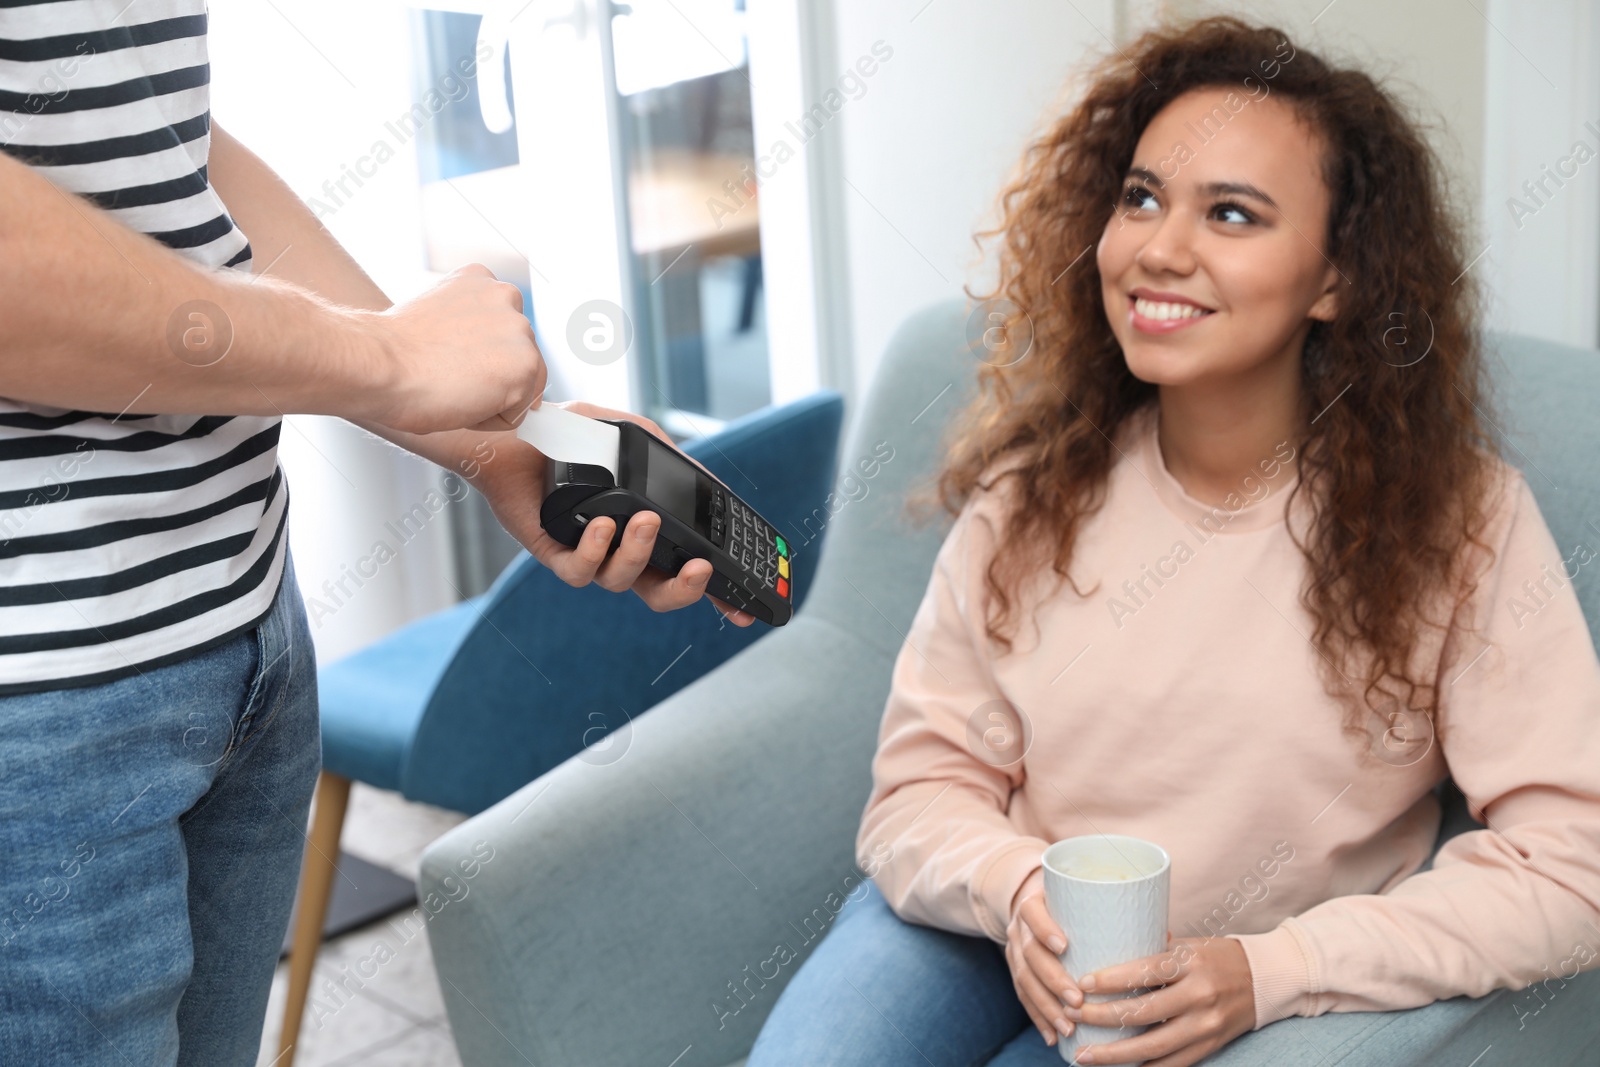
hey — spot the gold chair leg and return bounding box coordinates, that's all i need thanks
[276,771,352,1066]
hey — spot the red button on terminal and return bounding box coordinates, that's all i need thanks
[776,576,789,599]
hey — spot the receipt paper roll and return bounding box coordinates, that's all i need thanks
[514,404,622,481]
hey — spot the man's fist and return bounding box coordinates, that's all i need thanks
[359,264,547,435]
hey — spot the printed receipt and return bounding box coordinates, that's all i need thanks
[514,404,621,481]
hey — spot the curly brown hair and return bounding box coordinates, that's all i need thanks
[935,15,1506,755]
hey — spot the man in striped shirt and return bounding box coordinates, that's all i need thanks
[0,2,749,1063]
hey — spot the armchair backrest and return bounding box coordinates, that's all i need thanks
[794,301,978,650]
[1483,330,1600,647]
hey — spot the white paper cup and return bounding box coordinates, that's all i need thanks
[1041,834,1170,1065]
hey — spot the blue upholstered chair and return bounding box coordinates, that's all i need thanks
[275,391,844,1064]
[419,300,1600,1066]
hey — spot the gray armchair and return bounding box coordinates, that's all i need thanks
[420,299,1600,1066]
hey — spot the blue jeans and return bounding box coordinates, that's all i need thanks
[746,880,1062,1065]
[0,553,320,1065]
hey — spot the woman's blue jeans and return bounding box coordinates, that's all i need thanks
[747,879,1064,1066]
[0,553,320,1065]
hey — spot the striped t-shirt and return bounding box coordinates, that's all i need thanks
[0,0,287,694]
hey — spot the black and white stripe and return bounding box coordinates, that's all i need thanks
[0,0,287,693]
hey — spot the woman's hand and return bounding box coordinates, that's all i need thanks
[1004,868,1081,1048]
[1063,936,1255,1065]
[472,401,753,625]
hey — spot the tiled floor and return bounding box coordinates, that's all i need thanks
[256,783,468,1067]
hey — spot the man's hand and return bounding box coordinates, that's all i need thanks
[473,401,754,625]
[1062,936,1255,1065]
[356,264,547,436]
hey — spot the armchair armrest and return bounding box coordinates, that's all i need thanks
[420,613,893,1067]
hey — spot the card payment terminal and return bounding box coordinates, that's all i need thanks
[520,407,793,626]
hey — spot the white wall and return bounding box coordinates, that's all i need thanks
[825,0,1117,398]
[1480,0,1600,349]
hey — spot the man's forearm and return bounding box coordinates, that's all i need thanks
[205,121,500,475]
[0,148,391,419]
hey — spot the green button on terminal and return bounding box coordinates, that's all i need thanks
[775,535,788,557]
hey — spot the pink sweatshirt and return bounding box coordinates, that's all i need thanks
[856,401,1600,1031]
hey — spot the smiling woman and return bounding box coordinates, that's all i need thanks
[743,14,1600,1067]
